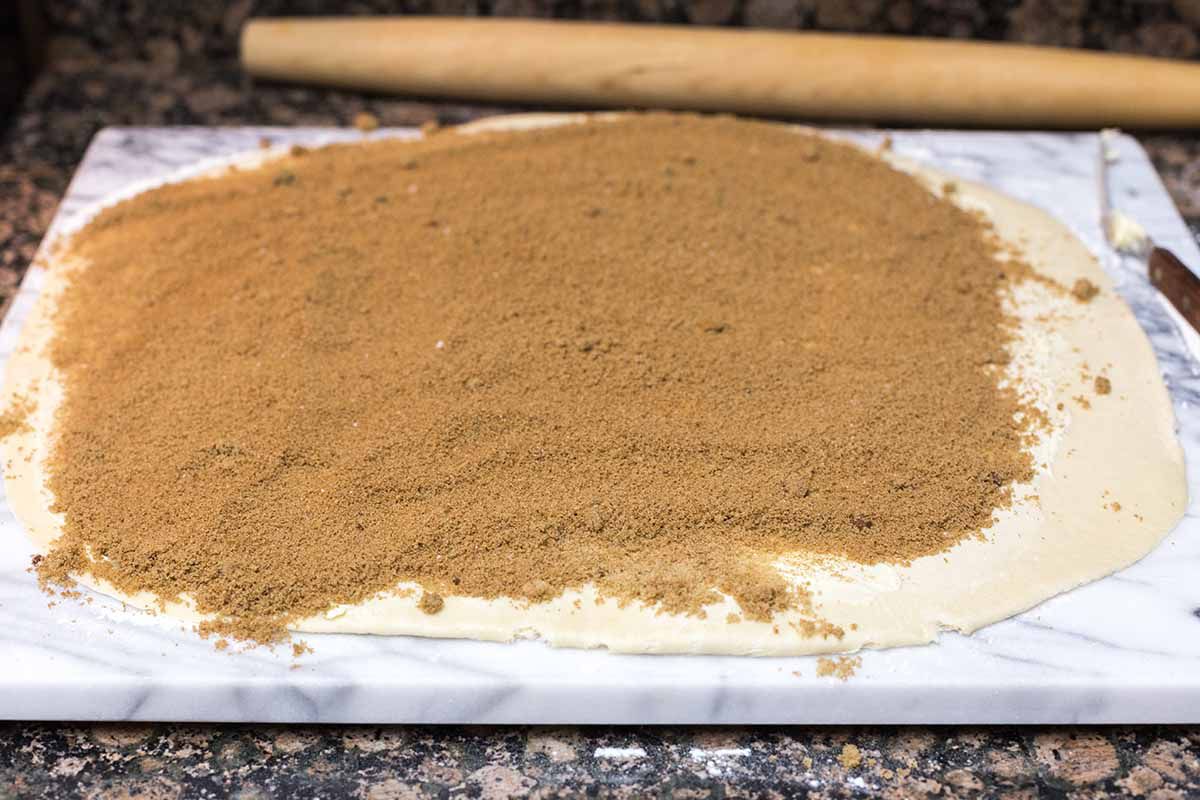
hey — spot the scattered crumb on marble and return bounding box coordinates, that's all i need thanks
[817,655,862,681]
[292,640,313,658]
[839,743,863,769]
[353,112,379,132]
[1095,376,1112,395]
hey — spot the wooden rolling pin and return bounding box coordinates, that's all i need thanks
[242,17,1200,128]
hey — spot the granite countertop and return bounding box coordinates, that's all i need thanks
[3,10,1200,798]
[3,724,1197,797]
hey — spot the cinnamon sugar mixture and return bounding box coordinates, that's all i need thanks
[37,114,1038,640]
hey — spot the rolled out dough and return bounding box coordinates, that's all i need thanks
[0,114,1186,655]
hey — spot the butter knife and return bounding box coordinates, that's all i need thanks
[1098,131,1200,332]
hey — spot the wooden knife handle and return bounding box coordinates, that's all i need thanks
[1149,247,1200,333]
[242,18,1200,128]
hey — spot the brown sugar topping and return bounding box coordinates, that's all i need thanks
[37,113,1037,641]
[418,592,445,615]
[0,393,34,438]
[352,112,380,133]
[818,655,863,681]
[1072,278,1100,302]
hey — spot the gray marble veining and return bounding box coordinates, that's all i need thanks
[1,127,1198,724]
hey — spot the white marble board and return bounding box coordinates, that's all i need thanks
[2,126,1199,724]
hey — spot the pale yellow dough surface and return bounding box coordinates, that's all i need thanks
[0,114,1187,655]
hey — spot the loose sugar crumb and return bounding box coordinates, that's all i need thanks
[1072,278,1100,302]
[418,592,445,615]
[0,393,35,438]
[817,655,862,681]
[353,112,379,132]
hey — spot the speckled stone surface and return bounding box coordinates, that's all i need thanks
[2,724,1199,797]
[4,1,1200,795]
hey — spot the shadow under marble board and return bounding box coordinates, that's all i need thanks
[2,126,1199,724]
